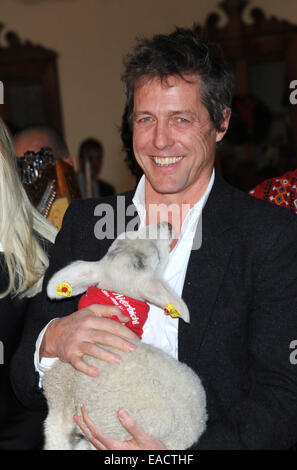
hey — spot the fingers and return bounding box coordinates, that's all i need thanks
[69,337,137,377]
[87,304,130,323]
[73,406,167,450]
[64,327,138,376]
[81,339,130,364]
[79,305,140,342]
[86,313,139,341]
[59,307,139,376]
[88,331,137,355]
[74,409,107,450]
[117,409,166,450]
[71,356,100,378]
[41,304,140,377]
[74,406,124,450]
[75,314,139,355]
[117,408,147,442]
[76,406,120,450]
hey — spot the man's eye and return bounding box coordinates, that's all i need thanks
[176,117,189,123]
[138,116,152,123]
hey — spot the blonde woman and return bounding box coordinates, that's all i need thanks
[0,118,57,449]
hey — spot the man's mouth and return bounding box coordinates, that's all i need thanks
[151,156,183,167]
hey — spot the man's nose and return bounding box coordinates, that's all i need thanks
[153,121,174,150]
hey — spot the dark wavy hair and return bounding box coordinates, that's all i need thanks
[120,104,143,182]
[122,26,234,133]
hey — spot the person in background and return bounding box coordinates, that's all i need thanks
[0,118,57,449]
[13,124,75,167]
[13,125,81,230]
[77,138,115,198]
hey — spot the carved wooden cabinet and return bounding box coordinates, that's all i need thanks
[0,23,63,135]
[197,0,297,190]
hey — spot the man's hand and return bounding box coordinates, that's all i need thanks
[73,406,166,450]
[39,305,139,377]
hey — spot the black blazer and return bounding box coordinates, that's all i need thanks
[11,175,297,449]
[97,179,115,197]
[0,254,48,449]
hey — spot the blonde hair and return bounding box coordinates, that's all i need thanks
[0,118,58,298]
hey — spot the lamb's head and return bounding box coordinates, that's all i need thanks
[47,222,189,322]
[107,221,173,276]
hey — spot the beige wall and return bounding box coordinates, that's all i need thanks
[1,0,297,192]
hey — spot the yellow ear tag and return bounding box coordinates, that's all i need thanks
[56,282,72,298]
[164,303,180,318]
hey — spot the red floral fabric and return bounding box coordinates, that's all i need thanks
[249,169,297,214]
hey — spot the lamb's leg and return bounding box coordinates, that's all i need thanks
[44,409,76,450]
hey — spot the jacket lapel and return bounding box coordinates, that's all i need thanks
[178,176,235,366]
[91,190,139,257]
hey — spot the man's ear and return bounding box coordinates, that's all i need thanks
[137,279,190,323]
[47,260,102,299]
[216,108,231,143]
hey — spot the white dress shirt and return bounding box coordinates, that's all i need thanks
[35,170,215,383]
[133,171,214,359]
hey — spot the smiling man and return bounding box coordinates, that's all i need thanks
[132,73,230,234]
[11,27,297,450]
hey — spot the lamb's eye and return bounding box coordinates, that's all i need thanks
[131,253,146,270]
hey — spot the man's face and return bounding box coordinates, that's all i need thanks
[132,74,230,198]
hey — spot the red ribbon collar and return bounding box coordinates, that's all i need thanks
[78,286,149,339]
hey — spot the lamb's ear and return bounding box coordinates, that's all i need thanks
[137,279,190,323]
[47,260,102,299]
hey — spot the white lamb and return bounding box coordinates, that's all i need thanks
[43,222,207,450]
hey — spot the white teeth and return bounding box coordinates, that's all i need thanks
[152,156,183,166]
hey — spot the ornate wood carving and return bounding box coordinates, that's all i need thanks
[194,0,297,177]
[196,0,297,59]
[0,23,63,134]
[0,22,57,62]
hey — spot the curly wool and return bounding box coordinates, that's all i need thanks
[43,223,207,450]
[43,340,207,450]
